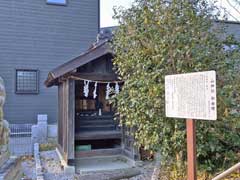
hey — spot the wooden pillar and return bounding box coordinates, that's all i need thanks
[67,79,75,163]
[58,84,64,148]
[186,119,197,180]
[57,79,75,165]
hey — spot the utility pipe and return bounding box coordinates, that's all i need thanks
[212,162,240,180]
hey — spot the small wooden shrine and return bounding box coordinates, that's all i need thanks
[45,34,139,167]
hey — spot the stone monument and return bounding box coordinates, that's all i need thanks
[0,77,9,167]
[0,77,22,180]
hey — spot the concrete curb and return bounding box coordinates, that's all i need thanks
[34,143,44,180]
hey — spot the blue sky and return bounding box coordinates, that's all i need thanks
[100,0,240,27]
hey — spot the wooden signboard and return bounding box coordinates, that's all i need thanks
[165,71,217,120]
[165,71,217,180]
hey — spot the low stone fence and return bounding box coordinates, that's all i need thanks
[9,124,33,156]
[9,119,57,156]
[0,75,57,157]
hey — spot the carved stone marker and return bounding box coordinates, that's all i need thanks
[0,77,22,180]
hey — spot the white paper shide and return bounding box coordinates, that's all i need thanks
[165,71,217,120]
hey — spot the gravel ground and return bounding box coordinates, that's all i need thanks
[21,150,154,180]
[21,156,36,179]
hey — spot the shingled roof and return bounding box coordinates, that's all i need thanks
[45,29,114,87]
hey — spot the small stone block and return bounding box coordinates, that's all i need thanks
[64,165,75,174]
[37,176,44,180]
[47,124,57,138]
[37,114,48,122]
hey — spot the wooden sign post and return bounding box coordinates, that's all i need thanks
[165,71,217,180]
[187,119,197,180]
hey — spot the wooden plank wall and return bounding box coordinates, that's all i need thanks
[58,81,68,161]
[122,126,140,160]
[57,79,75,163]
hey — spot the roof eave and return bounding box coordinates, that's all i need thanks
[45,42,114,88]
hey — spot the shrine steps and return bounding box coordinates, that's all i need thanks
[76,114,118,132]
[79,124,116,131]
[75,130,121,140]
[79,119,114,126]
[75,148,122,158]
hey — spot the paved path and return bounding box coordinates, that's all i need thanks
[21,150,154,180]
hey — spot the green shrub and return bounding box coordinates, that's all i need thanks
[112,0,240,175]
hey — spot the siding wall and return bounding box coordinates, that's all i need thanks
[215,21,240,41]
[0,0,99,124]
[224,22,240,41]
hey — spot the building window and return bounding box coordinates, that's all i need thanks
[46,0,67,5]
[16,69,39,94]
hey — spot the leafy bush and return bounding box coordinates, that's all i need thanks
[112,0,240,175]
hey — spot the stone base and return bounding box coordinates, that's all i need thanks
[55,148,75,174]
[0,156,22,180]
[64,165,75,174]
